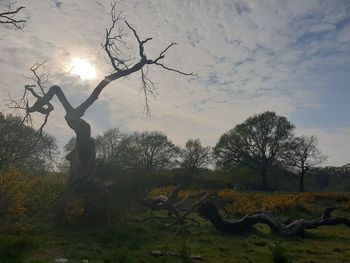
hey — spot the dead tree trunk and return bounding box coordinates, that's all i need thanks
[14,3,193,221]
[197,201,350,236]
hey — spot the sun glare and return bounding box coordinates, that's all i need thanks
[68,58,97,80]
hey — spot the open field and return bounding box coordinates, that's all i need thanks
[1,190,350,263]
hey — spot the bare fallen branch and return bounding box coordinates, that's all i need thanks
[198,201,350,236]
[142,187,208,231]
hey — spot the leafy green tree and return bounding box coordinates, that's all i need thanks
[181,139,211,176]
[285,135,326,192]
[214,111,295,190]
[0,113,58,171]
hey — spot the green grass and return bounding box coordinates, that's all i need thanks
[1,204,350,262]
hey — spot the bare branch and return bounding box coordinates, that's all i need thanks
[142,187,209,232]
[103,2,131,71]
[140,67,157,116]
[0,4,26,29]
[154,61,195,76]
[124,20,152,61]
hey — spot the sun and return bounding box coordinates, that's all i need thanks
[68,57,97,80]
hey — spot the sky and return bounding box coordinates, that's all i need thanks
[0,0,349,166]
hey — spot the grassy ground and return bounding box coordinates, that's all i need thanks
[0,209,350,263]
[1,203,350,263]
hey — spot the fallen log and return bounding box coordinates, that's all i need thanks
[141,187,208,232]
[197,201,350,236]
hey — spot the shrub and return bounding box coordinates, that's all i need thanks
[0,169,37,235]
[269,240,292,263]
[32,172,67,210]
[148,187,350,217]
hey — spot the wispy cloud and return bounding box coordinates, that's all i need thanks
[0,0,349,165]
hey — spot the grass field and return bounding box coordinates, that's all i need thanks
[1,190,350,263]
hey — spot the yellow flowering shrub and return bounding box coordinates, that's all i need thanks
[148,186,211,205]
[0,169,38,235]
[215,189,350,216]
[32,172,67,209]
[64,199,86,222]
[341,201,350,212]
[149,187,350,217]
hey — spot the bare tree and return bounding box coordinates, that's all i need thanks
[121,131,180,172]
[95,128,127,177]
[10,2,193,212]
[181,139,211,176]
[95,128,125,165]
[0,3,26,29]
[285,135,326,192]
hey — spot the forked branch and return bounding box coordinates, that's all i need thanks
[0,4,26,29]
[142,187,208,231]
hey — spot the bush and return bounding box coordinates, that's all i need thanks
[269,240,292,263]
[32,172,67,210]
[0,169,37,235]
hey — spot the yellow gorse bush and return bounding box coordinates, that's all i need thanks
[149,187,350,217]
[217,189,350,216]
[32,172,67,209]
[222,190,350,216]
[0,169,38,235]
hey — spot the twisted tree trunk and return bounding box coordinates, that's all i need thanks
[16,6,193,222]
[197,201,350,236]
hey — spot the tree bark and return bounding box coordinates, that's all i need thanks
[197,201,350,236]
[299,169,305,193]
[261,158,268,191]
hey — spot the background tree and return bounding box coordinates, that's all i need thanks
[121,131,180,173]
[0,113,58,171]
[285,135,326,192]
[95,128,126,177]
[0,3,26,29]
[181,139,211,176]
[214,111,295,190]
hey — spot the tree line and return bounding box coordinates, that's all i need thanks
[2,110,348,192]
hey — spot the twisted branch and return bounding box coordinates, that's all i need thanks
[0,4,26,29]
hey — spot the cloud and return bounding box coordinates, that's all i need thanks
[0,0,349,165]
[337,22,350,42]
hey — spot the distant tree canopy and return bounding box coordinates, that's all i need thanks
[214,111,295,190]
[0,113,58,171]
[57,111,334,192]
[121,131,180,173]
[181,139,211,175]
[95,128,126,176]
[63,130,181,176]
